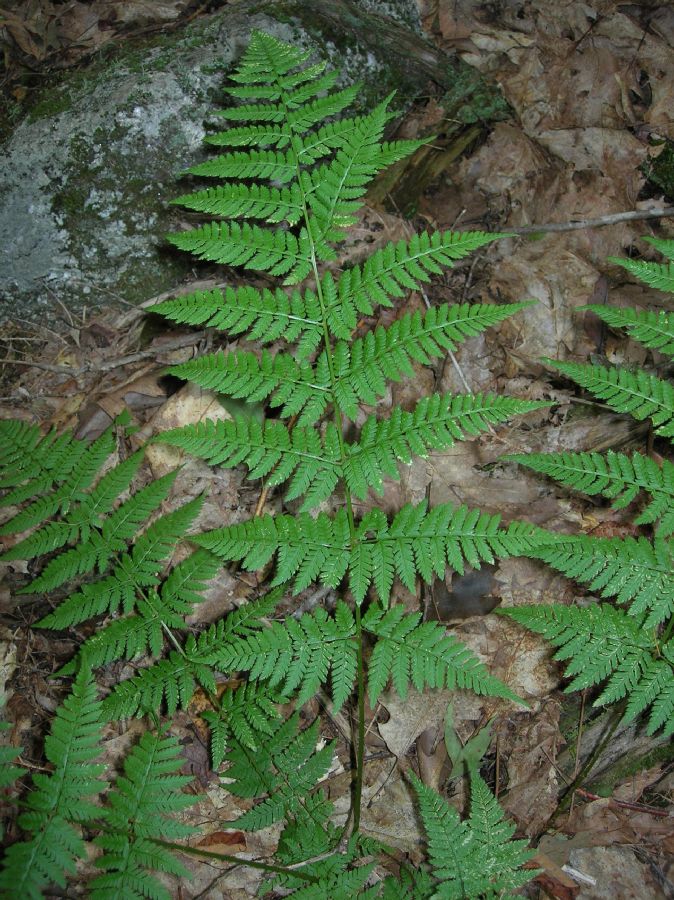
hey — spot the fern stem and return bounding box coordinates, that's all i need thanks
[352,602,366,832]
[157,840,320,883]
[275,56,365,839]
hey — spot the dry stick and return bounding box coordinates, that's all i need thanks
[0,332,207,378]
[507,206,674,235]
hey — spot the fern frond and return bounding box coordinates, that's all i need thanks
[154,284,324,359]
[158,395,544,513]
[343,394,546,500]
[0,420,81,500]
[0,667,104,899]
[2,450,145,561]
[362,604,520,707]
[507,449,674,535]
[546,358,674,436]
[528,533,674,628]
[412,772,535,899]
[173,182,304,223]
[328,303,532,421]
[204,601,357,711]
[224,714,335,831]
[90,730,196,900]
[168,349,328,426]
[501,603,674,736]
[202,681,283,768]
[102,592,282,719]
[195,501,541,604]
[0,426,116,536]
[584,305,674,358]
[609,255,674,294]
[22,469,179,595]
[36,494,203,630]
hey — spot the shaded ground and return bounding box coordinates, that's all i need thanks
[1,1,674,898]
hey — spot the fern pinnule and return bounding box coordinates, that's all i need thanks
[202,681,284,768]
[528,533,674,628]
[224,714,335,831]
[90,730,196,900]
[583,305,674,358]
[152,283,324,359]
[0,420,81,501]
[608,252,674,294]
[102,591,282,720]
[0,666,104,899]
[21,469,180,595]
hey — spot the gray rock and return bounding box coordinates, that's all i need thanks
[0,0,426,323]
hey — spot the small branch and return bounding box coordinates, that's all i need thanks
[158,841,320,883]
[508,206,674,235]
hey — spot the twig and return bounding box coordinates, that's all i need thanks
[575,787,671,818]
[0,332,207,378]
[508,206,674,235]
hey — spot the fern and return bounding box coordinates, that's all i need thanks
[506,237,674,737]
[158,394,545,511]
[224,713,335,831]
[412,772,536,899]
[194,500,541,604]
[503,604,674,737]
[362,604,521,706]
[506,449,674,535]
[0,666,105,899]
[90,731,197,900]
[1,31,554,897]
[545,357,674,436]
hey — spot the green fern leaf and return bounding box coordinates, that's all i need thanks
[153,284,324,359]
[501,603,674,736]
[225,713,335,831]
[36,493,203,632]
[363,604,521,706]
[412,772,535,899]
[506,449,674,535]
[528,532,674,628]
[204,601,357,711]
[2,450,145,561]
[172,181,304,223]
[335,230,508,318]
[90,730,197,900]
[546,357,674,436]
[583,305,674,358]
[609,255,674,294]
[167,220,314,284]
[22,469,179,595]
[0,666,105,899]
[195,501,541,605]
[102,591,281,719]
[0,420,82,501]
[202,681,283,768]
[0,426,116,537]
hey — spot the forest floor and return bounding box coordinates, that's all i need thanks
[1,1,674,898]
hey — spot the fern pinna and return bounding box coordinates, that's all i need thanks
[0,31,542,897]
[503,237,674,738]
